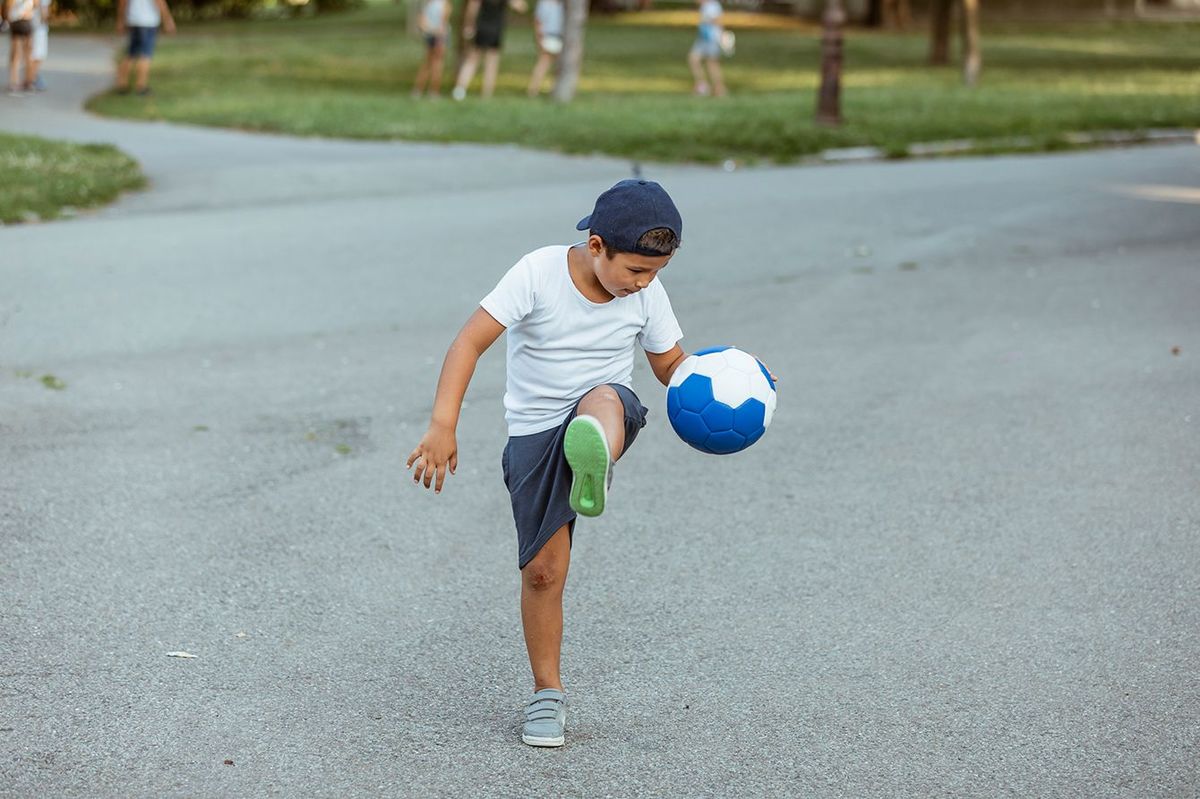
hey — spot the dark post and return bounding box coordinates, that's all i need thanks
[816,0,845,127]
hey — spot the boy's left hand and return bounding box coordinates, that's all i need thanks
[749,352,778,384]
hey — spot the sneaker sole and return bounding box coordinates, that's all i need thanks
[564,415,610,518]
[521,733,565,747]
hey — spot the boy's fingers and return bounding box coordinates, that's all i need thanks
[435,463,446,493]
[406,449,419,469]
[449,453,458,474]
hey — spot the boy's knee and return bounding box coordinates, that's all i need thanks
[582,384,621,410]
[522,561,563,592]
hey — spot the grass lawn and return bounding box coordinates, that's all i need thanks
[86,6,1200,163]
[0,133,145,224]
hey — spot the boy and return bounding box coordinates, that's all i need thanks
[411,0,449,98]
[114,0,175,97]
[407,179,689,747]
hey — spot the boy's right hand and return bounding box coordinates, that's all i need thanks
[407,423,458,493]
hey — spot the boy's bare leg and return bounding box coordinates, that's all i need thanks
[481,49,500,98]
[134,57,151,92]
[115,56,132,90]
[521,523,571,691]
[576,385,626,460]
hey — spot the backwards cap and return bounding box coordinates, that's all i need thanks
[576,179,683,256]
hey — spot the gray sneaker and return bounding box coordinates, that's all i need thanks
[522,688,567,747]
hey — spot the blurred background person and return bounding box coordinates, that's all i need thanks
[687,0,726,97]
[412,0,450,97]
[5,0,35,95]
[451,0,526,100]
[28,0,47,91]
[526,0,562,97]
[115,0,176,96]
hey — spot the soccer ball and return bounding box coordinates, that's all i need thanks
[666,346,776,455]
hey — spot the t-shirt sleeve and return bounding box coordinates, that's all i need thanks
[638,281,684,354]
[480,257,536,328]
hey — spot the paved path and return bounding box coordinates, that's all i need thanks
[2,36,1198,799]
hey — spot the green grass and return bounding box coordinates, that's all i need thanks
[86,6,1200,163]
[0,132,145,223]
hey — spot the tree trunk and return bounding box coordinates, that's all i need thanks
[960,0,981,86]
[866,0,883,27]
[815,0,845,127]
[929,0,953,65]
[553,0,588,102]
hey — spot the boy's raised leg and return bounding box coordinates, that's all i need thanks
[564,386,626,517]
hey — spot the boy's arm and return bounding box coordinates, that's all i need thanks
[116,0,127,31]
[156,0,176,33]
[645,344,688,387]
[407,307,505,493]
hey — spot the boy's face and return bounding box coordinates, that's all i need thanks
[587,235,673,299]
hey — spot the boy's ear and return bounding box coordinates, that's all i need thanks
[587,234,606,258]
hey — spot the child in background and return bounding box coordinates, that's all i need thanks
[451,0,527,100]
[526,0,562,97]
[115,0,176,97]
[4,0,35,95]
[412,0,450,98]
[687,0,726,97]
[29,0,47,91]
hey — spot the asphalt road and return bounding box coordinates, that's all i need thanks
[1,36,1198,799]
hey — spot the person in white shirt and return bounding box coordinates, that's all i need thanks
[29,0,48,91]
[526,0,562,97]
[688,0,727,97]
[411,0,450,98]
[114,0,175,96]
[4,0,35,94]
[407,179,690,748]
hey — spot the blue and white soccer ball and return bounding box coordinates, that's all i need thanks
[666,346,777,455]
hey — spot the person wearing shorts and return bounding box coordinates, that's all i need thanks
[115,0,175,96]
[5,0,35,94]
[687,0,727,97]
[28,0,47,91]
[412,0,450,97]
[407,179,691,747]
[451,0,526,100]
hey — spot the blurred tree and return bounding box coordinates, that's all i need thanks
[929,0,981,86]
[865,0,910,28]
[552,0,587,101]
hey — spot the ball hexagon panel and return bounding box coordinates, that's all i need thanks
[705,430,747,455]
[731,398,766,438]
[700,400,735,433]
[709,367,753,408]
[675,374,715,414]
[670,408,710,447]
[722,348,761,375]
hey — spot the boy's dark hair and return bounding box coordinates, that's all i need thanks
[598,227,680,259]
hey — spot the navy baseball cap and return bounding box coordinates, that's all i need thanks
[576,179,683,256]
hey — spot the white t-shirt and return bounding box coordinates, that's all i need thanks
[126,0,162,28]
[535,0,564,37]
[480,244,683,436]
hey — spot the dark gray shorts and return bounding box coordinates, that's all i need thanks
[502,383,648,569]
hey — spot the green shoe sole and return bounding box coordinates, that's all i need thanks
[564,415,611,518]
